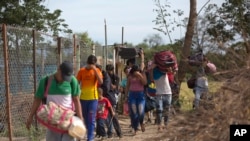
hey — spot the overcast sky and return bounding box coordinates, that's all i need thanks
[44,0,224,45]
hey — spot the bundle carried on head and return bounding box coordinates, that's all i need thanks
[154,50,178,72]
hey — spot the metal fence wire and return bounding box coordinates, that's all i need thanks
[0,24,96,141]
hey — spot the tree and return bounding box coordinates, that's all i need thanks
[153,0,185,44]
[74,32,95,66]
[143,34,164,48]
[0,0,71,35]
[0,0,72,92]
[177,0,197,83]
[206,0,250,67]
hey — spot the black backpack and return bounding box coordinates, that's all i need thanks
[145,95,157,113]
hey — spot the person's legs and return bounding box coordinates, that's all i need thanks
[46,129,60,141]
[128,92,139,132]
[155,95,163,130]
[162,95,172,127]
[62,133,76,141]
[199,88,209,109]
[81,100,89,130]
[88,100,98,141]
[136,92,145,131]
[112,114,122,137]
[96,119,100,137]
[106,111,114,137]
[193,87,202,109]
[46,129,75,141]
[97,118,107,137]
[81,100,98,141]
[155,95,163,124]
[145,111,152,124]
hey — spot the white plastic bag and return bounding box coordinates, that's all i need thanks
[68,116,86,139]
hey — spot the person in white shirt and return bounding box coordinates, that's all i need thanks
[149,63,172,132]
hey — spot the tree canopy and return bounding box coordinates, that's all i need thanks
[0,0,72,35]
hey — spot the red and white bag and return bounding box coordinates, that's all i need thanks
[36,76,75,133]
[206,62,217,74]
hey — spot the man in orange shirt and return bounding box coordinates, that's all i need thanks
[77,55,103,141]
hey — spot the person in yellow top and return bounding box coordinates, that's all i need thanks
[76,55,103,141]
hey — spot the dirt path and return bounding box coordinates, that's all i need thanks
[94,113,184,141]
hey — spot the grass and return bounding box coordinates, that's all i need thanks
[0,119,45,141]
[179,81,222,111]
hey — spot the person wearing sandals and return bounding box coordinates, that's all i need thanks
[126,65,147,135]
[149,63,172,132]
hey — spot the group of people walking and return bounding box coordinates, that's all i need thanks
[26,49,213,141]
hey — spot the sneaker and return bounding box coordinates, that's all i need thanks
[108,134,113,138]
[140,124,145,132]
[118,134,123,138]
[95,135,100,138]
[100,136,107,140]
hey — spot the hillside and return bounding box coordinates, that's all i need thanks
[96,68,250,141]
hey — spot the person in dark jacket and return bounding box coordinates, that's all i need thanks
[105,64,122,138]
[96,64,122,138]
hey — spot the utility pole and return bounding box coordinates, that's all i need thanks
[104,19,108,67]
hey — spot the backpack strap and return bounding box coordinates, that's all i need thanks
[70,78,75,111]
[42,75,53,104]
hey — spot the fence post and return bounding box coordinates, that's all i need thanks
[73,34,76,74]
[57,37,62,66]
[92,44,95,55]
[32,29,38,130]
[2,24,13,141]
[75,45,81,75]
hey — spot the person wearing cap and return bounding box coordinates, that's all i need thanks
[26,61,83,141]
[76,55,103,141]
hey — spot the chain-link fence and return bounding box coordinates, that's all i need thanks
[0,24,101,141]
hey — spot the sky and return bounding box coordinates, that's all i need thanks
[43,0,224,45]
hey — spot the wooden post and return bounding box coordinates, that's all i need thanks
[104,19,108,66]
[75,45,81,75]
[32,29,38,130]
[2,24,13,141]
[73,34,77,74]
[57,37,62,66]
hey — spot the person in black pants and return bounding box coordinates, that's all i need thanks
[106,64,122,138]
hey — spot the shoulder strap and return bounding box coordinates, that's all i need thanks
[44,75,53,98]
[69,77,75,110]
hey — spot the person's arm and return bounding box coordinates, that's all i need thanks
[26,78,46,130]
[115,75,119,90]
[72,96,83,120]
[134,71,147,85]
[76,69,82,84]
[26,97,42,130]
[102,72,111,94]
[90,65,103,84]
[140,49,145,71]
[125,76,130,97]
[109,106,115,117]
[148,63,157,82]
[71,77,83,120]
